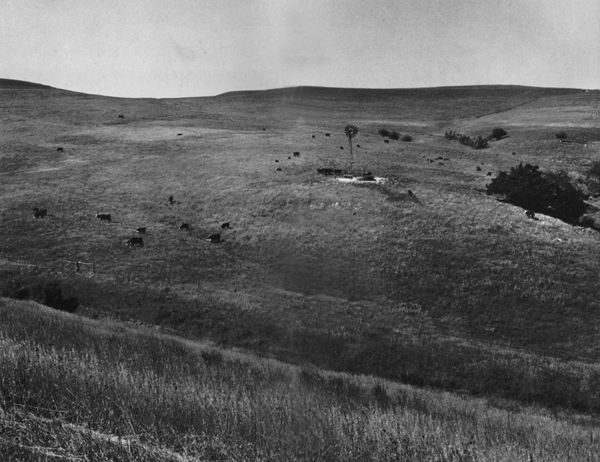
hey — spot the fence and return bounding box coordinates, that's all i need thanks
[60,260,95,273]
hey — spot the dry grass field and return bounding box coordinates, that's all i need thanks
[2,79,600,458]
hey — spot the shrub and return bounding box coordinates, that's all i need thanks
[389,131,400,140]
[579,215,596,228]
[1,278,30,300]
[491,128,508,140]
[486,163,588,224]
[1,278,79,313]
[472,136,489,150]
[587,160,600,180]
[445,130,488,149]
[401,135,413,142]
[378,128,390,137]
[556,131,568,140]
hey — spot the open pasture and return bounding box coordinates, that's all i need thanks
[2,80,600,412]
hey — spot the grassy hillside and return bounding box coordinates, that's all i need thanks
[2,298,600,461]
[1,80,600,419]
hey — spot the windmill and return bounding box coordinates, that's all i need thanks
[344,123,359,173]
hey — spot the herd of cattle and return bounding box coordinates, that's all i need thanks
[31,197,230,249]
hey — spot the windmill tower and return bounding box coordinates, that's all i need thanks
[344,123,358,173]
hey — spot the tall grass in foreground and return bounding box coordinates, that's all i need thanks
[1,298,599,462]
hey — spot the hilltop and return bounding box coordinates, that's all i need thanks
[1,78,600,421]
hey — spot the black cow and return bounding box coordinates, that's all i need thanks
[384,140,390,144]
[526,210,535,219]
[33,207,47,219]
[262,127,266,131]
[407,190,414,197]
[288,157,291,159]
[325,133,330,137]
[476,166,482,171]
[275,159,279,162]
[118,115,124,119]
[356,145,361,148]
[135,227,146,234]
[293,152,300,157]
[177,133,183,136]
[95,213,111,222]
[179,223,189,230]
[276,167,282,171]
[168,196,174,205]
[221,222,231,230]
[207,233,221,243]
[126,237,144,247]
[56,147,64,152]
[512,152,516,155]
[486,172,492,176]
[340,146,344,150]
[312,135,315,138]
[317,168,333,176]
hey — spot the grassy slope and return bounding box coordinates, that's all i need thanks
[1,82,600,412]
[2,297,600,461]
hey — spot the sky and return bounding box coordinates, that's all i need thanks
[1,0,598,98]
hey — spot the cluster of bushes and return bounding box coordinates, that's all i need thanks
[378,129,412,142]
[486,162,590,225]
[444,130,489,149]
[444,127,508,150]
[2,278,79,313]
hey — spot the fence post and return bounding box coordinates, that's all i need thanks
[76,261,80,272]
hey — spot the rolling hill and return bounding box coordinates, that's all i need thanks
[1,79,600,422]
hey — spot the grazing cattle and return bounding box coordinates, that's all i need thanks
[221,222,231,230]
[317,168,333,175]
[177,133,183,136]
[275,159,279,162]
[179,223,189,231]
[512,152,516,155]
[526,210,535,219]
[288,157,291,159]
[293,152,300,157]
[118,115,124,119]
[135,227,146,234]
[486,172,492,176]
[476,166,482,171]
[168,196,174,205]
[262,127,266,131]
[207,233,221,243]
[56,147,64,152]
[407,190,414,197]
[356,144,361,148]
[340,146,344,150]
[384,140,389,144]
[33,207,47,219]
[325,133,330,137]
[312,135,315,138]
[126,237,144,247]
[95,213,111,222]
[276,167,282,171]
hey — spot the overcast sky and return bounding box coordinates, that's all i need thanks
[1,0,598,98]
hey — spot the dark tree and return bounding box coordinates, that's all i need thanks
[486,163,588,224]
[555,131,568,140]
[491,128,508,140]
